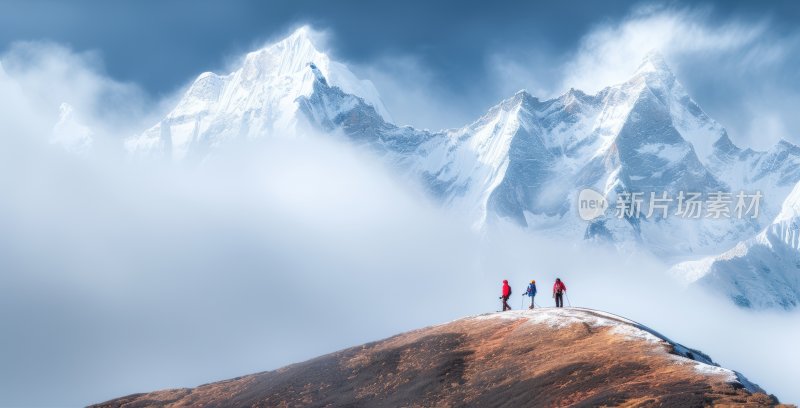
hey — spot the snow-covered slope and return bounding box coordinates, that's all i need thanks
[572,56,752,258]
[709,136,800,222]
[672,181,800,309]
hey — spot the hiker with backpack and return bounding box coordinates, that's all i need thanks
[500,280,512,311]
[553,278,567,308]
[523,280,537,309]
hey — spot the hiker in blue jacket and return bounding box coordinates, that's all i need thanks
[523,279,537,309]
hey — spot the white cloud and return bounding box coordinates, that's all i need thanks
[561,6,766,93]
[485,49,563,101]
[50,102,93,154]
[1,41,169,156]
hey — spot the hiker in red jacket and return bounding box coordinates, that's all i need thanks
[500,280,512,311]
[553,278,567,308]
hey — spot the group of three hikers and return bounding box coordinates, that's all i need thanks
[500,278,567,311]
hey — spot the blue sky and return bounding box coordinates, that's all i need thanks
[2,0,799,144]
[2,0,651,94]
[0,1,794,92]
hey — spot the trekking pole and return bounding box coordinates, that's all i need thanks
[566,293,572,307]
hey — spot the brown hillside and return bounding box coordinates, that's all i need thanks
[90,308,791,408]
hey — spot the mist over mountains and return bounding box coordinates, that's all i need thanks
[121,26,800,310]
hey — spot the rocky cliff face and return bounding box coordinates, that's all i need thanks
[90,308,788,408]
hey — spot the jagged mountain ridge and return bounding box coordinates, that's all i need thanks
[127,26,800,309]
[303,50,797,259]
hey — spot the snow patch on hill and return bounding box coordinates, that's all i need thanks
[471,307,756,392]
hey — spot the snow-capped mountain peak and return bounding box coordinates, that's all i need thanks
[619,54,727,166]
[634,51,674,77]
[239,26,391,121]
[241,25,321,79]
[126,26,390,159]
